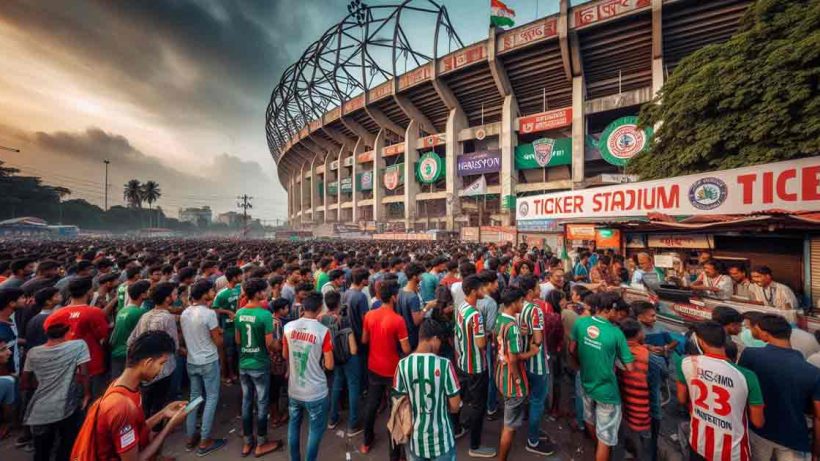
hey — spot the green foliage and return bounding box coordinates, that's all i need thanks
[634,0,820,179]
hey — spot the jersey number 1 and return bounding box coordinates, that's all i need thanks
[245,324,253,348]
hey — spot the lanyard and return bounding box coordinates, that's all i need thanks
[763,286,775,305]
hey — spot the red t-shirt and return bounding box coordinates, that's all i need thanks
[363,307,408,378]
[95,386,150,460]
[45,305,109,376]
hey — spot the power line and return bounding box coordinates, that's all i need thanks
[237,194,253,237]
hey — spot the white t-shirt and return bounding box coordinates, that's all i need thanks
[451,282,465,311]
[180,304,219,366]
[283,317,332,402]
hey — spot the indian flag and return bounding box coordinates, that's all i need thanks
[491,0,515,28]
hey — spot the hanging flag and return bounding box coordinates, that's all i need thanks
[490,0,516,28]
[461,175,488,197]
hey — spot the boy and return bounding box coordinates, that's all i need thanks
[633,301,677,357]
[213,266,242,384]
[109,281,150,379]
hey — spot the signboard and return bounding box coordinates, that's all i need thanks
[516,157,820,222]
[344,95,364,114]
[517,219,562,232]
[599,116,653,166]
[343,156,354,167]
[416,152,444,184]
[518,107,572,134]
[325,107,341,123]
[574,0,652,28]
[625,233,647,248]
[399,64,432,90]
[357,170,374,191]
[370,81,393,101]
[383,163,405,190]
[420,133,445,149]
[383,143,404,157]
[330,160,339,170]
[648,234,714,249]
[498,18,558,54]
[515,138,572,169]
[461,227,479,242]
[461,175,488,197]
[327,180,339,195]
[440,43,486,74]
[502,194,516,211]
[566,224,596,240]
[457,150,501,176]
[357,151,374,163]
[595,228,621,249]
[340,177,353,194]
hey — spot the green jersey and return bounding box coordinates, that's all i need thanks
[110,305,144,359]
[392,353,460,459]
[235,306,273,370]
[454,302,486,374]
[571,315,634,404]
[116,283,129,313]
[213,285,241,334]
[314,270,329,292]
[521,301,547,375]
[494,312,528,397]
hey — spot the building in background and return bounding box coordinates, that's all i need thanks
[178,206,212,227]
[216,211,251,227]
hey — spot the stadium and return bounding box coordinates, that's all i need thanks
[265,0,751,238]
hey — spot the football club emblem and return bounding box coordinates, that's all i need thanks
[688,177,728,210]
[599,116,653,166]
[518,201,529,217]
[532,138,555,167]
[384,168,400,190]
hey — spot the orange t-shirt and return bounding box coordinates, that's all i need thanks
[95,386,150,460]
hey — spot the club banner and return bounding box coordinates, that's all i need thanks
[515,137,572,169]
[599,116,653,166]
[383,163,404,191]
[516,157,820,222]
[416,152,444,184]
[357,170,374,191]
[461,175,488,197]
[457,150,501,176]
[340,177,353,194]
[327,180,338,195]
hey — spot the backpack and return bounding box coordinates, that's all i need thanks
[71,385,135,461]
[322,310,354,365]
[386,395,413,445]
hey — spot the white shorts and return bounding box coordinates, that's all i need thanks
[581,390,622,447]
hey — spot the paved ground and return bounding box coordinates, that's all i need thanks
[1,373,686,461]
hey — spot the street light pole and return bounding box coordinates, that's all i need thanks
[103,160,110,211]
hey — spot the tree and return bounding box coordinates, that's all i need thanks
[53,186,71,224]
[140,180,162,227]
[123,179,143,208]
[633,0,819,179]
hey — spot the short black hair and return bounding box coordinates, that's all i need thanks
[128,280,152,301]
[189,279,214,301]
[752,265,772,276]
[328,269,345,281]
[302,292,323,313]
[404,262,425,280]
[478,270,497,284]
[419,319,445,341]
[10,259,32,273]
[67,277,93,299]
[271,298,290,313]
[631,300,656,317]
[34,287,59,307]
[756,314,791,339]
[268,275,285,288]
[243,278,268,299]
[125,266,142,280]
[76,260,94,272]
[151,282,177,306]
[325,291,341,311]
[693,321,727,348]
[379,279,400,303]
[571,285,591,300]
[178,267,197,282]
[459,262,476,278]
[46,323,70,339]
[712,305,742,326]
[462,275,483,296]
[742,310,764,326]
[598,292,628,313]
[619,318,642,340]
[351,268,369,285]
[98,273,119,285]
[518,275,538,293]
[126,330,176,367]
[225,266,243,281]
[295,282,314,294]
[0,288,24,311]
[500,287,525,306]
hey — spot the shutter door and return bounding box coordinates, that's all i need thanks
[811,237,820,309]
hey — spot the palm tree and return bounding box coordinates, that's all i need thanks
[140,180,161,227]
[123,179,143,208]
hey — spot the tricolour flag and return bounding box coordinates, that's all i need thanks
[491,0,515,28]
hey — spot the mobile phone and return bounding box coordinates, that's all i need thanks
[184,396,204,413]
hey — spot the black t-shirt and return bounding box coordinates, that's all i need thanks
[25,311,50,349]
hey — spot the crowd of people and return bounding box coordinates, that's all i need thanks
[0,238,816,461]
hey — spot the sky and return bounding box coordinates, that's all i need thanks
[0,0,566,223]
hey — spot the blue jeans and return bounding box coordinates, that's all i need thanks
[240,367,270,444]
[485,342,498,413]
[329,354,362,427]
[171,354,187,400]
[407,447,456,461]
[574,372,585,428]
[288,397,329,461]
[186,360,220,439]
[526,370,548,445]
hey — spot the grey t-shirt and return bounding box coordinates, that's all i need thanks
[23,340,90,425]
[128,309,178,380]
[477,296,498,335]
[180,304,219,366]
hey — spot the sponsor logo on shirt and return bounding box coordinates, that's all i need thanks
[587,325,600,340]
[119,424,136,449]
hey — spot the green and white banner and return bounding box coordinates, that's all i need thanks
[599,116,653,166]
[515,137,572,170]
[415,151,444,184]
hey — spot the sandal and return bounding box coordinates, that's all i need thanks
[241,442,255,458]
[255,440,283,458]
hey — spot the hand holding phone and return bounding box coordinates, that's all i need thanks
[184,396,204,414]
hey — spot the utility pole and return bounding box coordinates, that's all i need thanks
[236,194,253,237]
[103,160,110,211]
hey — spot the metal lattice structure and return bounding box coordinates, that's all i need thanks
[265,0,463,162]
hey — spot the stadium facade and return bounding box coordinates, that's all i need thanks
[266,0,751,233]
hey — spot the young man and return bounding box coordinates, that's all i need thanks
[320,269,345,313]
[613,319,655,461]
[728,264,752,299]
[0,287,25,376]
[180,280,226,456]
[691,259,733,300]
[419,257,444,304]
[453,275,496,458]
[74,330,190,461]
[396,262,431,351]
[738,314,820,461]
[22,320,90,461]
[212,266,242,384]
[477,270,500,418]
[570,292,635,461]
[284,291,334,461]
[281,265,302,308]
[361,279,410,456]
[126,282,179,417]
[109,281,150,379]
[235,278,282,457]
[393,319,461,461]
[0,339,14,438]
[495,287,541,461]
[314,257,332,292]
[633,301,678,357]
[323,291,361,435]
[677,321,765,460]
[0,259,34,289]
[518,276,556,455]
[43,278,109,397]
[116,267,142,313]
[25,287,61,349]
[269,298,290,427]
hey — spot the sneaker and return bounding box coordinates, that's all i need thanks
[468,447,497,458]
[453,426,468,440]
[525,439,557,456]
[537,428,552,440]
[347,425,364,437]
[22,443,34,453]
[15,434,32,448]
[359,443,372,454]
[196,439,227,457]
[486,409,499,421]
[327,419,339,430]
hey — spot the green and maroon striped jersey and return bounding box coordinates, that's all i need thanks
[454,302,486,374]
[494,312,528,398]
[521,301,547,375]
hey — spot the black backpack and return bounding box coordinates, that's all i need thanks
[325,308,354,365]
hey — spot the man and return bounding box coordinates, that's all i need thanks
[590,256,611,285]
[92,273,120,315]
[495,287,541,461]
[116,267,142,313]
[293,282,314,318]
[25,287,61,349]
[393,320,461,461]
[213,266,242,384]
[361,280,410,456]
[711,305,744,362]
[180,280,225,456]
[451,262,476,315]
[0,288,25,375]
[20,260,61,295]
[235,278,282,457]
[692,259,733,300]
[281,264,302,308]
[518,276,556,455]
[0,340,14,438]
[539,268,565,301]
[749,266,799,309]
[573,252,591,283]
[74,330,190,461]
[320,269,345,313]
[22,320,90,461]
[419,257,444,304]
[44,278,109,397]
[677,321,764,460]
[633,301,678,357]
[109,281,150,379]
[728,264,752,299]
[341,268,370,355]
[477,270,500,418]
[314,257,332,292]
[613,319,655,461]
[631,253,664,287]
[396,262,430,351]
[284,291,334,461]
[56,260,94,299]
[570,292,635,461]
[0,259,34,289]
[739,314,820,461]
[126,282,179,417]
[454,275,496,458]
